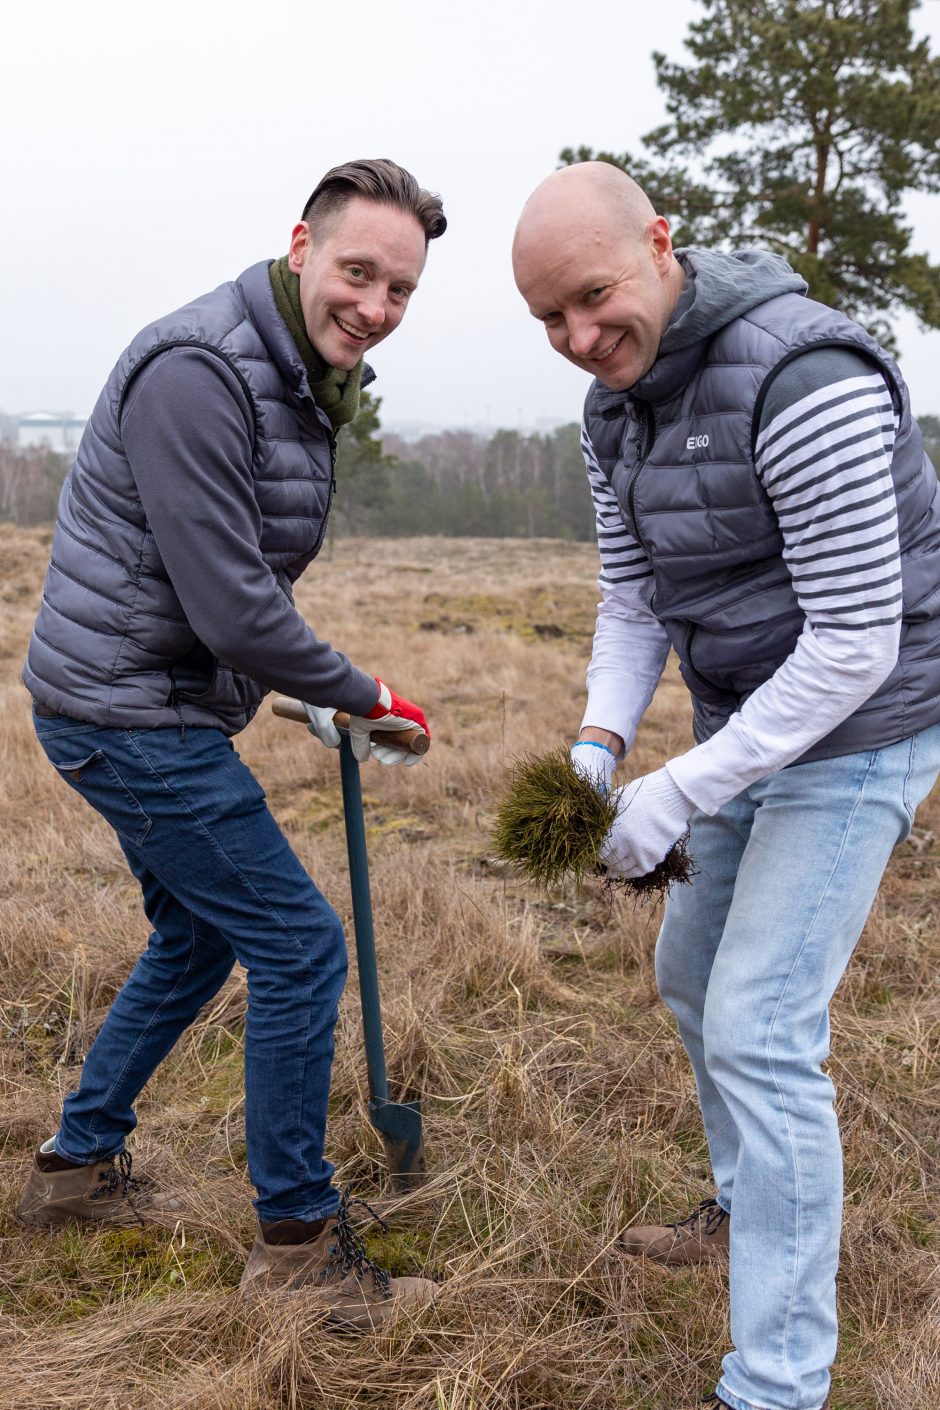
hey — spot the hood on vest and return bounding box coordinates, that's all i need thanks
[661,248,808,355]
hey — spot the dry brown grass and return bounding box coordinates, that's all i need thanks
[0,524,937,1409]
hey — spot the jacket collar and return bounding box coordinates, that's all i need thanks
[237,261,376,419]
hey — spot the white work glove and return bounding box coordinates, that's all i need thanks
[599,766,694,879]
[570,740,617,796]
[304,703,341,749]
[346,679,429,768]
[369,739,422,768]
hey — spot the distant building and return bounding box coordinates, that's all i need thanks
[383,419,445,443]
[16,411,87,455]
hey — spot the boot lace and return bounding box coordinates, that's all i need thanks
[673,1197,728,1237]
[326,1188,392,1298]
[90,1150,141,1202]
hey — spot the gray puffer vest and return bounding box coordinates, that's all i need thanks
[23,261,370,734]
[584,289,940,760]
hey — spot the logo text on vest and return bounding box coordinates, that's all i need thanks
[686,434,709,450]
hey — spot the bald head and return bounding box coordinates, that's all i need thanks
[513,162,657,261]
[512,162,684,391]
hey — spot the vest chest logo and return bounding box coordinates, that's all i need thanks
[686,434,710,450]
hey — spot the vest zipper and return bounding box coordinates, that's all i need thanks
[310,439,337,559]
[169,686,187,739]
[625,400,656,552]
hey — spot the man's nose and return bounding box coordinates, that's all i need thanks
[357,295,387,329]
[567,317,599,358]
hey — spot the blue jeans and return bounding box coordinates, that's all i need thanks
[33,711,348,1223]
[656,724,940,1410]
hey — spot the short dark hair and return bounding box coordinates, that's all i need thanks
[301,158,447,244]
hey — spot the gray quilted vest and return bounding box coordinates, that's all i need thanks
[23,261,368,734]
[584,283,940,761]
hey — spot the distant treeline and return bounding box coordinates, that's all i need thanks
[4,410,940,538]
[332,421,596,540]
[0,444,69,526]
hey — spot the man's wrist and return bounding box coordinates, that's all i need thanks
[577,725,625,760]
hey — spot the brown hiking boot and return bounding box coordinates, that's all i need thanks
[16,1148,180,1229]
[620,1197,730,1266]
[239,1190,439,1330]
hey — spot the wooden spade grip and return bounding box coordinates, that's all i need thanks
[271,696,431,756]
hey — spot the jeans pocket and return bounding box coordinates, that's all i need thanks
[48,749,153,846]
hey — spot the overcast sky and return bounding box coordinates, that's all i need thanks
[4,0,940,431]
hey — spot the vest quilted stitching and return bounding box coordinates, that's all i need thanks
[24,262,337,734]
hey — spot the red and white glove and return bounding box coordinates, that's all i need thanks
[599,766,694,879]
[346,679,430,768]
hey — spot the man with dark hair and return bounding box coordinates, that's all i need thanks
[18,158,445,1323]
[302,156,448,238]
[512,161,940,1410]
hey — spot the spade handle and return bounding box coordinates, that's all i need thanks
[271,696,430,755]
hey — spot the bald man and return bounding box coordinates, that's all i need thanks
[514,163,940,1410]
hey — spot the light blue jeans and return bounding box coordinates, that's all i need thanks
[655,724,940,1410]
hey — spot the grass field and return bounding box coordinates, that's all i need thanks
[0,524,937,1409]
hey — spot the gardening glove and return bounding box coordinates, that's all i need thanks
[570,741,617,796]
[303,703,341,750]
[599,766,694,879]
[346,679,429,768]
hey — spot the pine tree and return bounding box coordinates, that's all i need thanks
[330,389,394,534]
[561,0,940,345]
[920,414,940,472]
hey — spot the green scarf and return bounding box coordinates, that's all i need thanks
[268,255,362,431]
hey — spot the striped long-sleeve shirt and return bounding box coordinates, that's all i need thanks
[582,348,903,815]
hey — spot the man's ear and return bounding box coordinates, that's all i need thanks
[649,215,674,268]
[287,221,311,275]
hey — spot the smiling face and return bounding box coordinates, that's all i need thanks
[513,169,683,391]
[287,196,427,370]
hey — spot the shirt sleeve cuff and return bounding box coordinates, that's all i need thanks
[664,725,766,816]
[337,668,383,718]
[581,676,649,748]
